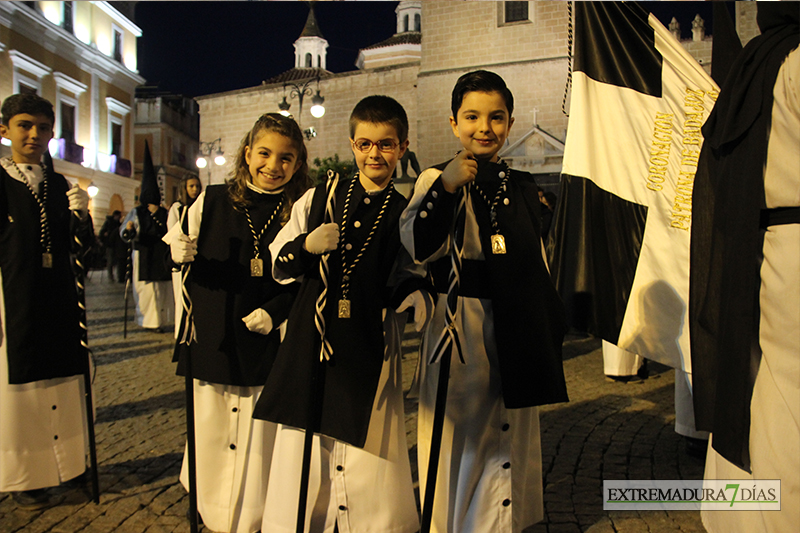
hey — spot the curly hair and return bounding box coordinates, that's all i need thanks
[226,113,312,222]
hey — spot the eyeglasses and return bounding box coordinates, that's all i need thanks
[352,138,399,154]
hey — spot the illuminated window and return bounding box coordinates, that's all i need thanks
[53,72,86,148]
[113,26,123,62]
[111,122,122,156]
[8,50,51,95]
[63,1,74,34]
[106,97,131,159]
[60,102,76,144]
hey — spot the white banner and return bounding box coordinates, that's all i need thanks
[563,14,719,371]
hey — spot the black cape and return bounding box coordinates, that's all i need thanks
[0,165,91,383]
[131,204,171,282]
[689,4,799,471]
[413,160,569,408]
[253,176,430,448]
[175,185,298,387]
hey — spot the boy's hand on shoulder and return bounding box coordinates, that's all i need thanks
[304,222,339,254]
[67,184,89,219]
[441,150,477,193]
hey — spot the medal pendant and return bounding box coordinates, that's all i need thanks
[250,258,263,277]
[42,252,53,268]
[491,234,507,255]
[338,299,351,318]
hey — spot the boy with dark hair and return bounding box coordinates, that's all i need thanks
[401,70,569,532]
[0,93,93,509]
[253,95,433,533]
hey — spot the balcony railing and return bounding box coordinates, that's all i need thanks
[52,138,85,165]
[112,156,132,177]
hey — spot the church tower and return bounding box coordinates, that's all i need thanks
[293,2,328,70]
[356,0,422,70]
[396,1,421,34]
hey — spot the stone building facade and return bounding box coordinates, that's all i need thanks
[133,89,200,207]
[195,1,760,194]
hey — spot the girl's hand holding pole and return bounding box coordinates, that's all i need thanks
[171,234,197,264]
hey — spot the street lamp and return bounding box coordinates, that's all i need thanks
[196,138,225,186]
[87,182,99,198]
[278,76,325,139]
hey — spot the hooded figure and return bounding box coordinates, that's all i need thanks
[121,141,173,330]
[690,4,799,531]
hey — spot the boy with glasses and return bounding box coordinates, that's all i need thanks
[253,95,433,533]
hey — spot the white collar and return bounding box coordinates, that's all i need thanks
[1,156,44,188]
[247,180,284,195]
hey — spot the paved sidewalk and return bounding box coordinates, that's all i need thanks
[1,275,707,532]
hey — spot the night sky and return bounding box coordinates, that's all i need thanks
[134,1,722,99]
[135,1,398,98]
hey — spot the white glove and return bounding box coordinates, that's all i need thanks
[171,233,197,264]
[304,223,339,254]
[66,184,89,218]
[242,308,273,335]
[396,290,434,332]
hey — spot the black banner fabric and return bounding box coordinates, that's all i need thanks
[549,174,648,341]
[573,2,662,96]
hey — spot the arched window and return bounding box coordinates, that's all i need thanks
[317,55,321,68]
[414,14,421,31]
[305,53,312,68]
[403,14,409,32]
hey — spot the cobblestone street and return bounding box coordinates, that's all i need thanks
[1,275,706,532]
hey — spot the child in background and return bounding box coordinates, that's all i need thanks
[166,113,311,533]
[167,174,202,338]
[253,95,433,533]
[400,70,569,532]
[0,93,92,509]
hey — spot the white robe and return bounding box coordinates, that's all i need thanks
[167,202,184,339]
[702,47,799,533]
[179,382,276,533]
[401,168,543,533]
[602,341,707,439]
[602,340,642,376]
[170,189,279,533]
[261,187,419,533]
[121,209,173,329]
[0,162,88,491]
